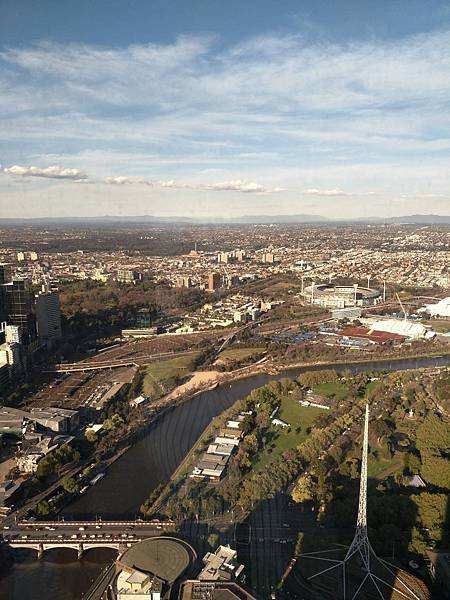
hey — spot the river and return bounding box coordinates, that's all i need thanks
[1,354,448,599]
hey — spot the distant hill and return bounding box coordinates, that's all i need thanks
[0,214,449,225]
[376,214,450,224]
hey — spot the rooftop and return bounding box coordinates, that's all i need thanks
[117,537,193,584]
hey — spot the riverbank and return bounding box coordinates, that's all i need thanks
[141,352,450,517]
[159,350,450,409]
[53,350,449,518]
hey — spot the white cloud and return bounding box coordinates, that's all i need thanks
[205,180,266,193]
[2,164,88,180]
[1,30,450,215]
[303,188,349,196]
[102,176,277,193]
[104,176,142,185]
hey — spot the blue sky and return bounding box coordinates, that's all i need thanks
[1,0,450,218]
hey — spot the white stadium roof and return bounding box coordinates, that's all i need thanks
[369,319,429,339]
[420,297,450,318]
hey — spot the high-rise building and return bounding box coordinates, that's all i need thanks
[208,272,222,292]
[1,279,36,346]
[0,264,11,285]
[35,287,62,347]
[262,253,274,264]
[218,252,230,264]
[0,341,23,377]
[176,276,192,288]
[117,269,143,284]
[4,325,21,344]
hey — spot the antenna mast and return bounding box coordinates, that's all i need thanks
[396,292,407,320]
[299,403,424,599]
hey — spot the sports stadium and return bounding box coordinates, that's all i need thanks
[302,283,382,308]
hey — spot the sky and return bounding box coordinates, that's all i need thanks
[1,0,450,219]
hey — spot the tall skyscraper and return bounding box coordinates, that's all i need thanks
[0,264,11,284]
[35,286,62,347]
[1,278,37,346]
[208,272,222,292]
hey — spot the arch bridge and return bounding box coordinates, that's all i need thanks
[2,518,175,560]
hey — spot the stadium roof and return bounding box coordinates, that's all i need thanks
[117,537,193,584]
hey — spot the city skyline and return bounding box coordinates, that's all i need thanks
[1,0,450,218]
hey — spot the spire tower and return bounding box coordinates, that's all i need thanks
[297,403,424,599]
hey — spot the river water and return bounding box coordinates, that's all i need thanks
[1,355,448,599]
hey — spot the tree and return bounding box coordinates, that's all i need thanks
[416,415,450,487]
[294,532,304,557]
[36,500,51,516]
[103,413,124,430]
[207,533,220,550]
[412,493,447,531]
[85,429,98,443]
[291,474,314,504]
[298,369,338,389]
[403,451,421,475]
[61,476,81,494]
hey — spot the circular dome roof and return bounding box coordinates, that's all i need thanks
[118,537,192,584]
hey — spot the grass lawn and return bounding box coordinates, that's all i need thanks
[141,353,200,398]
[314,380,350,401]
[367,455,403,479]
[421,319,450,333]
[217,346,265,365]
[253,396,326,471]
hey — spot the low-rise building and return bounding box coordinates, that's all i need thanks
[16,430,74,473]
[198,545,245,582]
[272,417,290,428]
[0,406,79,434]
[180,581,257,600]
[116,569,163,600]
[206,443,235,456]
[29,407,79,433]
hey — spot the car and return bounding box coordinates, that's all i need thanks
[78,526,85,531]
[20,535,28,539]
[3,526,10,530]
[95,525,101,529]
[71,534,77,539]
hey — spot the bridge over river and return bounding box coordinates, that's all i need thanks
[1,518,175,559]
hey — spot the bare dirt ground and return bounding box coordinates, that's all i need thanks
[164,370,223,401]
[0,457,15,483]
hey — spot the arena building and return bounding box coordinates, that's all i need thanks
[115,536,196,599]
[302,283,382,309]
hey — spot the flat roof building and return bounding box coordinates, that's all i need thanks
[198,545,245,582]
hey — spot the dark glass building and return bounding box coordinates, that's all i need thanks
[1,279,37,346]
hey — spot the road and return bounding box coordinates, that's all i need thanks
[45,349,200,373]
[1,519,175,550]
